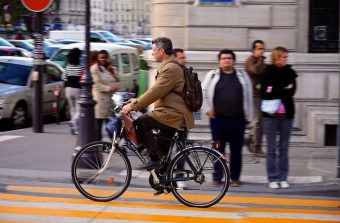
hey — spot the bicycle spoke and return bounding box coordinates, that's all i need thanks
[167,146,230,208]
[72,141,132,202]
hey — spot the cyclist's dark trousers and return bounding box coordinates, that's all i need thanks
[134,114,176,161]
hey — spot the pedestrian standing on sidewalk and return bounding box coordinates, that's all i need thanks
[261,46,298,189]
[202,49,253,187]
[91,50,121,140]
[62,48,83,135]
[245,40,266,157]
[173,48,189,188]
[173,48,189,147]
[173,48,187,66]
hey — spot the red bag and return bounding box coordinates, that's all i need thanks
[122,113,139,146]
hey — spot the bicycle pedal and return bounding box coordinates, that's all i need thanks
[153,190,164,196]
[154,189,168,196]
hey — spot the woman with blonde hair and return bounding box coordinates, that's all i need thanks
[260,46,298,189]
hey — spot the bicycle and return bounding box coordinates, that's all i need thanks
[71,92,230,208]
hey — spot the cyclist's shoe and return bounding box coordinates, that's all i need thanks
[137,160,161,170]
[154,189,165,196]
[137,145,146,152]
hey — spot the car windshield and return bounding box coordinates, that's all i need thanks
[98,31,122,43]
[0,62,31,86]
[46,46,61,58]
[0,38,14,47]
[19,42,34,51]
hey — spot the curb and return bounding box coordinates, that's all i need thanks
[0,168,326,184]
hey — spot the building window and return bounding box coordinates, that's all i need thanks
[309,0,339,53]
[197,0,236,4]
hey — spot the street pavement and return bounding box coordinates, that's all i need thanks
[0,122,340,222]
[0,122,339,196]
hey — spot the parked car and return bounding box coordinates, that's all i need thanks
[0,56,68,129]
[50,42,140,92]
[53,39,82,45]
[0,38,15,47]
[8,40,34,52]
[129,39,152,50]
[49,30,144,54]
[44,43,65,59]
[0,46,31,57]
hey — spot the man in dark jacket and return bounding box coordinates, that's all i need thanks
[261,46,298,189]
[245,40,266,157]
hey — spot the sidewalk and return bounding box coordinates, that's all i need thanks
[0,122,339,189]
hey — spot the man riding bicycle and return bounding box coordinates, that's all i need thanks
[122,37,194,169]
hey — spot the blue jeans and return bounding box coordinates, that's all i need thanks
[262,117,293,182]
[210,117,246,181]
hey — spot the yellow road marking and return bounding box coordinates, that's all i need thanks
[0,222,35,223]
[0,193,339,216]
[6,185,340,208]
[236,219,338,223]
[0,205,338,223]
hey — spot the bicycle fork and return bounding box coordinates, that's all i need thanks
[96,132,119,176]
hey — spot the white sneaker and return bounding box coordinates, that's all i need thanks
[176,182,186,188]
[268,182,280,189]
[280,181,290,189]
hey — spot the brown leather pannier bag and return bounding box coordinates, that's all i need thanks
[122,112,139,146]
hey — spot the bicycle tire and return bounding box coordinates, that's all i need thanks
[71,141,132,202]
[167,145,230,207]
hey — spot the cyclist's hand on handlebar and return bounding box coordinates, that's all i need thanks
[122,103,133,114]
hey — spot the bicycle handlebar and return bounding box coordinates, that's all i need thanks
[114,100,130,114]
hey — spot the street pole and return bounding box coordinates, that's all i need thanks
[337,3,340,178]
[32,12,44,133]
[77,0,96,147]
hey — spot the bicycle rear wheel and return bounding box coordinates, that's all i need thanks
[167,146,230,207]
[71,141,132,202]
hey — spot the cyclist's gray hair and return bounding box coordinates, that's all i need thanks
[152,37,173,55]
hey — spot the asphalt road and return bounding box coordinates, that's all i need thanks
[0,122,339,222]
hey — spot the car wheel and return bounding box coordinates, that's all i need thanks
[11,103,28,129]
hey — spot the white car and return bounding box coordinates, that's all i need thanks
[0,56,68,129]
[50,42,140,92]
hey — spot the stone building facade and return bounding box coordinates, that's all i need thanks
[145,0,339,147]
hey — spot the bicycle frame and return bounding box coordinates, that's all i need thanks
[102,93,224,190]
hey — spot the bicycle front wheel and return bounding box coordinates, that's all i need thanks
[71,141,132,202]
[167,146,230,207]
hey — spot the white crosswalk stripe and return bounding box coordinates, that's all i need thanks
[0,135,24,143]
[0,185,339,223]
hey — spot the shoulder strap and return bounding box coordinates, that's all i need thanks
[162,60,185,96]
[156,60,182,79]
[165,60,183,68]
